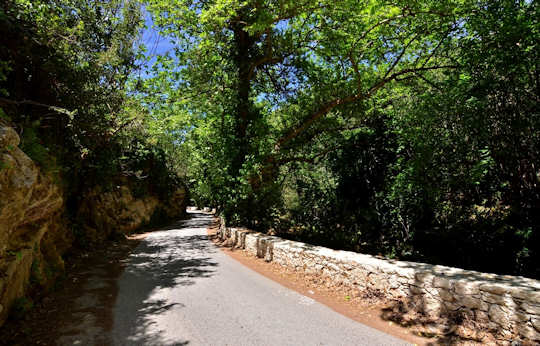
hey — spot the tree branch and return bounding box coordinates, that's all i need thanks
[367,65,459,97]
[0,98,75,117]
[383,32,420,80]
[274,92,362,151]
[273,64,458,153]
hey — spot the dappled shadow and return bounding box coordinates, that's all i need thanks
[112,212,217,345]
[379,288,478,344]
[386,260,538,288]
[117,298,190,346]
[377,260,538,344]
[159,214,216,230]
[125,236,217,288]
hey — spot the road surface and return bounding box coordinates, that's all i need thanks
[111,211,408,346]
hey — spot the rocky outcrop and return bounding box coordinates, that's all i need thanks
[77,185,159,243]
[219,221,540,343]
[0,125,67,325]
[77,183,187,244]
[162,187,189,219]
[0,124,188,326]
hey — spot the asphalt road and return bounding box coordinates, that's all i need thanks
[111,211,409,346]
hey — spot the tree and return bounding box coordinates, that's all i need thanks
[1,0,185,204]
[143,0,468,225]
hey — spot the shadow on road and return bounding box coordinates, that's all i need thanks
[113,212,218,345]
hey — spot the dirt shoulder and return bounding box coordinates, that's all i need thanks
[207,223,440,346]
[0,233,147,346]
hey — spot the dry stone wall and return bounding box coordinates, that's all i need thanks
[218,220,540,342]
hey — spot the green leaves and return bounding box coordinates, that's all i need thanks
[135,0,538,277]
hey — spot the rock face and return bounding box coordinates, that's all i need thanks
[218,219,540,343]
[0,124,188,326]
[77,185,159,243]
[77,182,187,244]
[0,125,67,325]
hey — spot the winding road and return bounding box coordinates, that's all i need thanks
[111,210,408,345]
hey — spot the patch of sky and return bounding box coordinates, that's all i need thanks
[133,7,185,80]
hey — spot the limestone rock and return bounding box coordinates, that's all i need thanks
[461,295,489,311]
[163,185,188,219]
[0,126,19,148]
[0,124,67,326]
[482,293,517,309]
[510,288,540,304]
[531,317,540,332]
[77,184,159,242]
[488,305,510,326]
[454,281,480,295]
[516,323,540,341]
[0,123,189,328]
[521,302,540,315]
[479,283,510,295]
[475,310,490,323]
[415,272,434,285]
[433,276,452,290]
[437,288,455,302]
[423,297,443,318]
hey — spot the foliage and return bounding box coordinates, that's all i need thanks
[10,297,34,320]
[142,0,467,222]
[0,0,185,214]
[2,0,537,278]
[139,0,538,277]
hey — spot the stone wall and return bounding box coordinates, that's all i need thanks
[218,221,540,342]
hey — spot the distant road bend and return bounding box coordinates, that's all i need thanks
[112,210,409,345]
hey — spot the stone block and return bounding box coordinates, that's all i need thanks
[509,288,540,304]
[531,317,540,332]
[257,236,278,262]
[461,295,489,311]
[437,288,455,302]
[238,230,250,249]
[443,300,461,311]
[482,293,517,309]
[409,285,425,295]
[454,281,480,295]
[433,276,452,290]
[393,266,416,280]
[423,286,440,297]
[387,278,402,290]
[521,302,540,315]
[415,272,435,285]
[423,297,443,318]
[479,283,510,295]
[488,305,510,326]
[475,310,490,323]
[516,323,540,341]
[244,233,260,257]
[368,274,387,290]
[508,310,531,323]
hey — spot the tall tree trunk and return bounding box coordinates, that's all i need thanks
[231,20,255,174]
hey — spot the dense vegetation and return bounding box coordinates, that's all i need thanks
[1,0,538,278]
[0,0,182,221]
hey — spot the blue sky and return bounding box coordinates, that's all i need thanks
[134,10,177,79]
[141,12,174,57]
